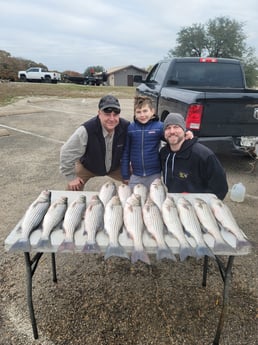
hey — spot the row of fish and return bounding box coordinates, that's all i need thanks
[9,179,251,265]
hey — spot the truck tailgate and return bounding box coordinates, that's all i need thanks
[197,92,258,136]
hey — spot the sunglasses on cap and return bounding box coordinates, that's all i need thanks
[102,107,121,115]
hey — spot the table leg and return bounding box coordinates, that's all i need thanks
[24,252,57,339]
[24,252,40,339]
[202,255,209,287]
[51,253,57,282]
[213,255,235,345]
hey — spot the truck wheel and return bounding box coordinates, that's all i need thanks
[44,76,51,83]
[20,75,27,82]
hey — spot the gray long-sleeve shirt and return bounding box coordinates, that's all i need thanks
[60,126,88,181]
[60,125,114,181]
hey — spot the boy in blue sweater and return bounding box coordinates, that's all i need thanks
[121,96,193,189]
[121,96,163,189]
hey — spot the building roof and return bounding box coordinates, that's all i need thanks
[107,65,147,75]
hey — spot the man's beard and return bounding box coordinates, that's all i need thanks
[167,134,184,146]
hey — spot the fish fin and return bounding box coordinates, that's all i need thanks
[82,242,101,254]
[163,225,169,235]
[196,245,214,259]
[131,249,150,265]
[58,240,75,252]
[118,226,124,235]
[104,244,130,260]
[183,228,192,238]
[58,219,64,228]
[16,225,23,234]
[9,239,31,252]
[179,246,196,261]
[200,225,209,234]
[157,247,177,262]
[36,238,52,249]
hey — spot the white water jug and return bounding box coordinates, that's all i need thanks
[230,183,246,202]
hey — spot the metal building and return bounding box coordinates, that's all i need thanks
[106,65,148,86]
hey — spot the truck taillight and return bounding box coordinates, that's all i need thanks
[186,104,203,130]
[199,57,218,63]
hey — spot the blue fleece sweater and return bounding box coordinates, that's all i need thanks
[121,117,164,180]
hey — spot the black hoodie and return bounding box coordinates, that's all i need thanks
[160,138,228,200]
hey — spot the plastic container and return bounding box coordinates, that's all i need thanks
[230,183,246,202]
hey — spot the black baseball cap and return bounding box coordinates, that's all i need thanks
[98,95,121,110]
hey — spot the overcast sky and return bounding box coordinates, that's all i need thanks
[1,0,257,73]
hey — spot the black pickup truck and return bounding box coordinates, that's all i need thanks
[135,57,258,156]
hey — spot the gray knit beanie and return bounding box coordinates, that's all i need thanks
[163,113,186,131]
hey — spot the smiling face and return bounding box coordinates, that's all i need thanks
[164,124,185,151]
[135,104,155,124]
[98,108,120,133]
[134,96,155,124]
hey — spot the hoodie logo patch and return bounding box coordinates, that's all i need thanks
[179,171,188,179]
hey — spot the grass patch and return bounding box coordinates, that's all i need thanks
[0,82,136,106]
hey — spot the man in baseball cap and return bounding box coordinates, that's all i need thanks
[60,95,129,191]
[160,112,228,200]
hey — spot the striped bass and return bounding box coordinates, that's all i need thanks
[104,195,129,260]
[10,190,51,252]
[193,197,233,253]
[133,183,148,207]
[58,194,86,252]
[118,183,132,208]
[149,178,167,211]
[82,195,104,253]
[162,196,195,261]
[36,195,68,249]
[209,196,251,249]
[143,197,176,261]
[124,193,150,265]
[99,181,117,207]
[176,197,214,258]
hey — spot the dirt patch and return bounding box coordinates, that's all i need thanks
[0,90,257,345]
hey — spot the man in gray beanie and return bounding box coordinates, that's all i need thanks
[163,113,186,132]
[160,112,228,200]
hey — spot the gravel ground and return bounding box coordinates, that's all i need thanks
[0,89,257,345]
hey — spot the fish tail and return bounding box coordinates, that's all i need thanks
[9,239,31,252]
[213,241,234,253]
[157,247,177,262]
[236,239,252,251]
[179,245,195,261]
[82,242,101,254]
[196,245,214,259]
[131,249,150,265]
[36,238,52,249]
[104,244,130,260]
[58,240,75,252]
